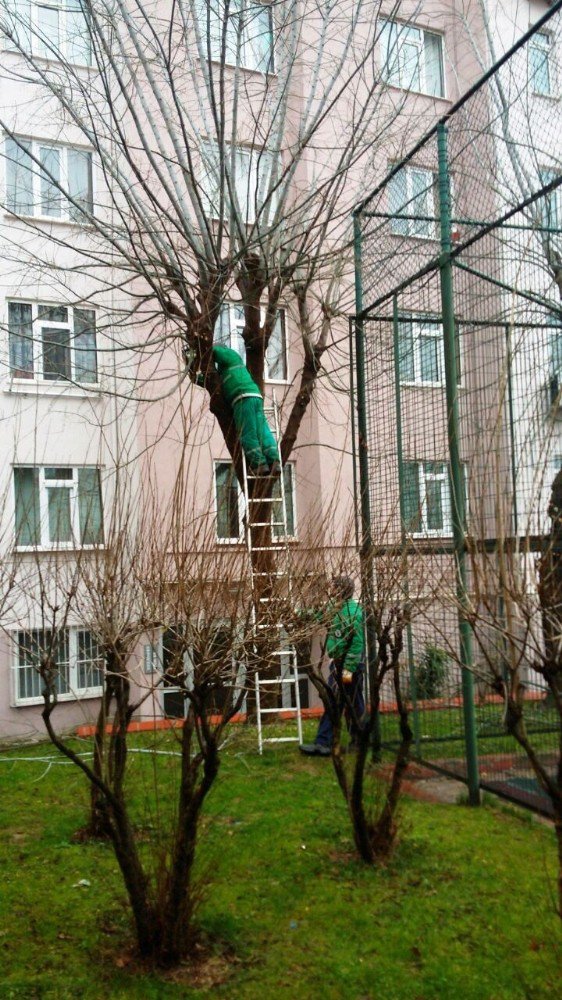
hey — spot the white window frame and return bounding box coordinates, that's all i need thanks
[2,0,92,66]
[5,135,94,222]
[6,300,98,385]
[215,302,288,382]
[380,20,445,98]
[529,30,552,97]
[214,460,296,542]
[12,626,103,707]
[197,0,274,74]
[389,165,438,240]
[399,317,444,386]
[408,461,452,539]
[14,464,103,551]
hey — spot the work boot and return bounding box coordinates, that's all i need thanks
[249,464,270,477]
[270,461,282,477]
[299,743,331,756]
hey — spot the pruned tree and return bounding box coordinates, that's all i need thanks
[289,521,417,863]
[0,0,421,593]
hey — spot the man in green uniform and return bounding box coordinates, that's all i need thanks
[194,344,281,475]
[300,575,365,756]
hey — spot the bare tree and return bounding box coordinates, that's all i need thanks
[289,521,418,863]
[0,0,421,591]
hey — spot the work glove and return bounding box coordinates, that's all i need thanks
[342,669,353,684]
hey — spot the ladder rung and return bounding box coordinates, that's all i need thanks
[247,497,277,503]
[252,572,286,577]
[259,707,290,714]
[252,546,285,551]
[255,677,296,685]
[261,737,300,744]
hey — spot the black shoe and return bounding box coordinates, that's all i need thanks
[299,743,331,756]
[270,461,282,477]
[249,464,270,477]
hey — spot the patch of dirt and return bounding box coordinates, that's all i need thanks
[111,934,240,989]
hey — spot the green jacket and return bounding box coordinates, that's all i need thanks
[326,598,364,672]
[207,345,262,406]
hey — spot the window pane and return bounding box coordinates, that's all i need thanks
[78,467,103,543]
[243,3,273,72]
[73,308,97,382]
[3,0,32,51]
[6,137,34,215]
[38,304,68,322]
[398,321,414,381]
[215,463,240,539]
[424,31,444,97]
[425,478,444,531]
[8,302,34,378]
[380,21,400,87]
[39,145,61,217]
[272,465,294,538]
[530,36,550,95]
[400,27,421,91]
[235,147,252,222]
[42,325,71,379]
[419,333,440,382]
[201,140,221,216]
[215,304,232,346]
[44,467,73,479]
[67,148,93,219]
[230,304,246,358]
[17,630,44,700]
[266,312,286,380]
[411,169,432,237]
[47,486,72,543]
[65,0,91,65]
[388,169,408,236]
[37,2,60,56]
[402,463,421,533]
[14,467,40,545]
[77,629,103,688]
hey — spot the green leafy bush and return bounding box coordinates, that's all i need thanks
[413,644,449,700]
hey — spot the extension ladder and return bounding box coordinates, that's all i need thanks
[242,398,304,753]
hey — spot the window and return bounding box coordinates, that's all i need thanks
[388,166,437,238]
[403,461,452,536]
[13,627,103,705]
[215,302,287,380]
[397,316,461,386]
[214,460,295,541]
[381,20,444,97]
[2,0,92,65]
[14,465,103,548]
[398,317,443,384]
[5,136,93,220]
[201,141,277,225]
[529,31,552,96]
[197,0,273,73]
[8,301,97,383]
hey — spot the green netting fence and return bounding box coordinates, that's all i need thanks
[353,2,562,814]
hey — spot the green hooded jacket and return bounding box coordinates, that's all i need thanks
[325,598,364,672]
[209,345,262,406]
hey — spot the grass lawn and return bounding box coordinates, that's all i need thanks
[0,723,561,1000]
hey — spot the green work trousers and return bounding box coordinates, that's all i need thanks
[233,396,280,470]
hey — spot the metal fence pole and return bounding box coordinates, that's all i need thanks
[353,213,381,757]
[437,123,480,805]
[392,294,421,755]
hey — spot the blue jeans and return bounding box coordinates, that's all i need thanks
[315,663,366,748]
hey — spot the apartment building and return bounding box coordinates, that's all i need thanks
[0,0,548,741]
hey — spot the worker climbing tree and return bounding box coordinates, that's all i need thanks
[191,344,282,477]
